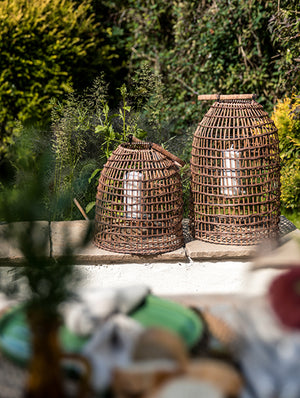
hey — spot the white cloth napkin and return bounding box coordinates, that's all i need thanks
[61,284,150,336]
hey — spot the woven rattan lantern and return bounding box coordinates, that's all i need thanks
[94,139,184,254]
[190,94,281,246]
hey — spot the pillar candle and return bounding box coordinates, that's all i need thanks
[221,146,240,196]
[123,171,142,218]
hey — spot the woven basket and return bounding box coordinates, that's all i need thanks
[94,141,184,255]
[190,94,281,246]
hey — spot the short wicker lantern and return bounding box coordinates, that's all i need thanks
[190,94,281,246]
[94,140,184,254]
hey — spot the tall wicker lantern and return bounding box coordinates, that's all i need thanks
[190,94,281,246]
[94,140,184,255]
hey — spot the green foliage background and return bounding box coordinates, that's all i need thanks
[0,0,299,221]
[116,0,299,131]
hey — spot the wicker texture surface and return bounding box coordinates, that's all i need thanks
[94,142,184,255]
[190,98,281,246]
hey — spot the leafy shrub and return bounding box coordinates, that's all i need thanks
[3,64,170,221]
[115,0,299,135]
[116,0,284,134]
[272,94,300,212]
[0,0,99,152]
[51,68,167,220]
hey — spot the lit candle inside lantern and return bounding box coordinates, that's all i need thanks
[221,145,240,196]
[123,171,142,218]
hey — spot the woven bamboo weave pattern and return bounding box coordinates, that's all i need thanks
[190,98,281,245]
[94,142,184,254]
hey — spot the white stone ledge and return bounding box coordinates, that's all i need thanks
[185,240,256,261]
[0,220,298,266]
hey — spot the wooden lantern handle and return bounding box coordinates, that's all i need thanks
[130,135,185,168]
[197,94,256,100]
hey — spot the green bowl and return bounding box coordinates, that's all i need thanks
[130,295,204,349]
